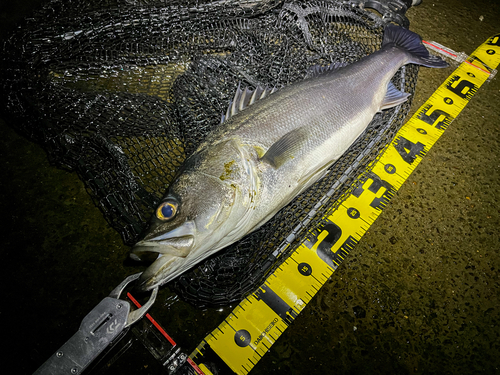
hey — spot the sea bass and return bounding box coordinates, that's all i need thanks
[131,25,447,290]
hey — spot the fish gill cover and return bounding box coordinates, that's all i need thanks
[0,0,419,307]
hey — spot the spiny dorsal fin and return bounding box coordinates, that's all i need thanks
[379,81,411,111]
[221,84,277,123]
[305,61,349,79]
[261,127,309,168]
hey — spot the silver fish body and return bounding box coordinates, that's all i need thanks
[131,25,447,290]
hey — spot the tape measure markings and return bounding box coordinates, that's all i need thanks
[190,33,500,375]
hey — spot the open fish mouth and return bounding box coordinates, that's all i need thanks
[135,252,185,290]
[130,220,196,290]
[131,236,195,260]
[131,237,194,290]
[130,219,196,260]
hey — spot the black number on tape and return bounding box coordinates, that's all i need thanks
[304,221,357,270]
[446,75,478,100]
[352,171,394,210]
[393,136,425,164]
[487,34,500,47]
[417,104,453,130]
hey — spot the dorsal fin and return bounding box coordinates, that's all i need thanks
[221,84,277,123]
[305,61,349,79]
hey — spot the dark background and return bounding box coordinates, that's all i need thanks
[1,0,499,374]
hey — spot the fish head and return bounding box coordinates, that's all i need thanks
[130,170,238,291]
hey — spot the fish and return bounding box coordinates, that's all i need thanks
[130,25,448,291]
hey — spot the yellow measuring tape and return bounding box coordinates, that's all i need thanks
[188,33,500,375]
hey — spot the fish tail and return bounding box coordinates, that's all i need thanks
[383,25,448,68]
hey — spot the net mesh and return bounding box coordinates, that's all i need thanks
[0,0,418,307]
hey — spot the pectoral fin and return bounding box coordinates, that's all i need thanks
[261,127,309,168]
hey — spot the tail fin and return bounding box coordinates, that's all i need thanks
[383,24,448,68]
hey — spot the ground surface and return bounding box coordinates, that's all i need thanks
[1,0,499,374]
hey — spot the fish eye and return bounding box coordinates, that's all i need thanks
[156,200,178,221]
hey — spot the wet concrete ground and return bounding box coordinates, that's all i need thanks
[1,0,499,374]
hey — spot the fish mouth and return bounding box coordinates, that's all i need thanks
[130,220,196,290]
[135,253,185,291]
[131,236,194,291]
[131,235,195,260]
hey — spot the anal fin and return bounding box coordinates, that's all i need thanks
[380,81,411,111]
